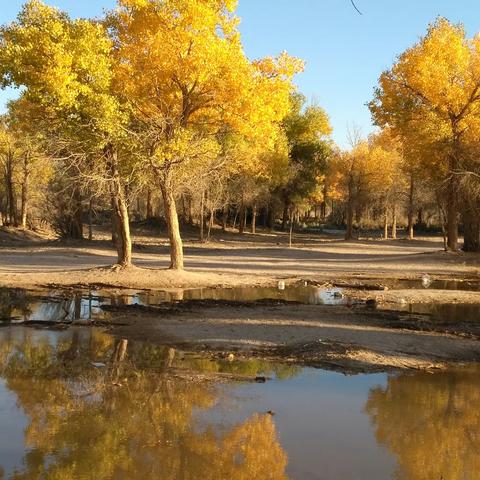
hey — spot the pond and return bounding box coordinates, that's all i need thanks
[3,280,480,326]
[0,285,353,325]
[0,327,478,480]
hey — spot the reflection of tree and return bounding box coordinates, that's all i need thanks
[0,288,30,320]
[365,368,480,480]
[0,330,288,480]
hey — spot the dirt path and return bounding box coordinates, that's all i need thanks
[0,229,479,289]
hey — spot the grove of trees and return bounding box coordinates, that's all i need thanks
[0,3,479,273]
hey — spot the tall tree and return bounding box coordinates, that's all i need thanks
[279,93,332,230]
[370,18,480,250]
[0,0,133,265]
[109,0,301,269]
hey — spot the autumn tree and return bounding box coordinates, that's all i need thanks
[328,139,373,239]
[0,121,18,225]
[370,18,480,250]
[5,97,53,230]
[279,93,332,230]
[0,0,134,265]
[109,0,301,269]
[368,130,406,239]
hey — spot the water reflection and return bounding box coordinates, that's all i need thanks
[0,288,107,323]
[132,286,351,306]
[0,289,31,321]
[383,302,480,325]
[0,329,289,479]
[0,328,479,479]
[387,278,480,291]
[365,367,480,480]
[0,286,353,325]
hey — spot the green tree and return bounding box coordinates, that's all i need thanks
[279,93,332,230]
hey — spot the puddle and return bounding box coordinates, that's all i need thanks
[0,286,354,324]
[131,285,352,306]
[383,302,480,324]
[380,278,480,291]
[0,289,108,324]
[0,327,478,479]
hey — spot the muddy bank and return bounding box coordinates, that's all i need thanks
[348,287,480,305]
[101,301,480,373]
[0,265,276,291]
[2,283,480,374]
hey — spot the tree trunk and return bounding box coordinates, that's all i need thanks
[238,202,246,234]
[446,140,459,249]
[146,189,153,218]
[267,204,275,232]
[251,204,257,234]
[181,194,188,223]
[136,196,141,218]
[88,197,94,241]
[160,176,184,270]
[417,207,423,227]
[232,209,238,230]
[106,143,132,267]
[111,338,128,383]
[391,204,397,239]
[5,149,17,226]
[20,154,29,229]
[446,173,459,250]
[72,191,84,239]
[221,207,228,232]
[321,183,328,220]
[281,199,289,231]
[345,199,354,240]
[199,189,205,242]
[345,177,354,240]
[207,209,214,240]
[462,208,480,252]
[124,184,131,217]
[289,211,293,247]
[407,174,414,240]
[383,204,389,239]
[436,199,448,252]
[188,195,193,226]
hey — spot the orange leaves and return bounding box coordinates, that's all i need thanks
[371,17,480,137]
[370,17,480,187]
[109,0,302,188]
[111,0,300,143]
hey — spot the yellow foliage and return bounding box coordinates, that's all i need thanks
[370,17,480,177]
[110,0,302,169]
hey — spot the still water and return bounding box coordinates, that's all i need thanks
[0,327,478,480]
[0,286,351,324]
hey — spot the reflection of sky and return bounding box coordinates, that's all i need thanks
[197,368,396,480]
[0,378,29,478]
[11,293,106,323]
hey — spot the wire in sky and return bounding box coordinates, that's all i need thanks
[350,0,363,15]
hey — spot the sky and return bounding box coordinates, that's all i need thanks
[0,0,479,148]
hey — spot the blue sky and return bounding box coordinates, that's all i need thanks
[0,0,479,148]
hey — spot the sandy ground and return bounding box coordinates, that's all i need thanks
[103,302,480,373]
[2,226,480,373]
[1,225,479,290]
